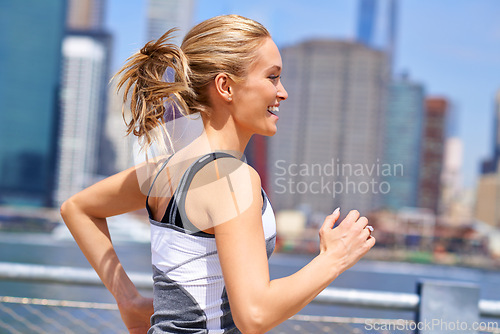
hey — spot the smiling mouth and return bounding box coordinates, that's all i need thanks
[267,106,279,116]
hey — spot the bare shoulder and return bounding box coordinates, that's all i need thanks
[185,157,263,230]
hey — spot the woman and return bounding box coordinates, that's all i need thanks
[61,15,375,334]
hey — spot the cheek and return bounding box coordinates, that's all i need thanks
[257,84,277,104]
[236,80,276,108]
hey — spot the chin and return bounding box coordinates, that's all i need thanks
[260,127,277,137]
[267,128,278,136]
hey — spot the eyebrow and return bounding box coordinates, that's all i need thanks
[267,65,282,72]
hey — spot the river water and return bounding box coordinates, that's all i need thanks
[0,227,499,325]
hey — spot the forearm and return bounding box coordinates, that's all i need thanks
[269,253,339,320]
[60,199,139,304]
[247,252,342,332]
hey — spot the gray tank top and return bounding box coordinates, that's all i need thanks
[146,152,276,333]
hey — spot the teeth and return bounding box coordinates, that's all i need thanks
[267,106,279,113]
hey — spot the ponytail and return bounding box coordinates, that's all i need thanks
[114,15,271,151]
[114,28,194,150]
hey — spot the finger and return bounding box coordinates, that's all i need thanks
[356,216,369,229]
[362,226,372,239]
[321,207,340,230]
[343,210,360,226]
[366,235,376,248]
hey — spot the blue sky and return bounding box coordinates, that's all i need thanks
[106,0,500,188]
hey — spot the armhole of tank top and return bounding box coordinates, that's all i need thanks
[261,188,267,214]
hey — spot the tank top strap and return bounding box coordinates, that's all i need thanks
[145,155,175,218]
[161,152,244,235]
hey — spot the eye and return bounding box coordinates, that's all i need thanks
[268,74,281,83]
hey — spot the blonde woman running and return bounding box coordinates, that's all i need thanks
[61,15,375,334]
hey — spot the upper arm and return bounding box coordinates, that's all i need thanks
[202,163,270,328]
[63,163,152,219]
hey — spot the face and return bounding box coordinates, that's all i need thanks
[230,38,288,137]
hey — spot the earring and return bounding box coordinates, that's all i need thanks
[228,97,232,101]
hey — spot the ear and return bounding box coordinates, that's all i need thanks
[214,73,233,102]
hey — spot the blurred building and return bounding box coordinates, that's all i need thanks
[146,0,196,45]
[356,0,397,72]
[268,40,389,215]
[493,90,500,169]
[475,173,500,228]
[53,0,113,206]
[53,33,111,206]
[418,98,448,214]
[245,136,269,191]
[440,137,470,225]
[481,90,500,174]
[66,0,106,30]
[0,0,67,207]
[396,207,436,250]
[382,73,425,210]
[68,0,115,177]
[275,210,307,239]
[105,81,134,172]
[476,89,500,227]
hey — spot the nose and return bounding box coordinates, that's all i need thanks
[277,81,288,101]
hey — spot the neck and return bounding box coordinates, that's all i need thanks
[202,119,252,154]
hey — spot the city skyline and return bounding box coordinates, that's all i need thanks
[269,39,389,214]
[106,0,500,189]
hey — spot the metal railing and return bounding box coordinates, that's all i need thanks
[0,295,123,334]
[0,261,499,334]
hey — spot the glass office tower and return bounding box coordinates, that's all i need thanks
[356,0,397,73]
[383,75,425,210]
[0,0,67,206]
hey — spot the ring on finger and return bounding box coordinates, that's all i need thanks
[366,225,374,233]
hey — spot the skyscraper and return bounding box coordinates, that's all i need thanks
[146,0,196,45]
[356,0,397,69]
[382,74,425,210]
[357,0,377,46]
[0,0,67,206]
[53,0,113,205]
[440,137,466,224]
[268,40,389,215]
[475,89,500,227]
[54,33,110,206]
[66,0,106,30]
[493,91,500,168]
[418,98,448,214]
[481,90,500,173]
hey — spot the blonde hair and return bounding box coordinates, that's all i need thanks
[115,15,271,150]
